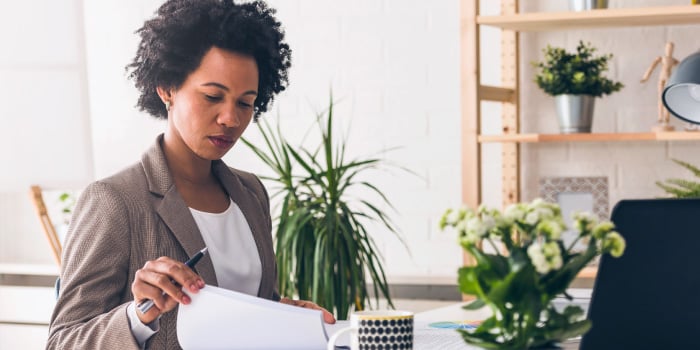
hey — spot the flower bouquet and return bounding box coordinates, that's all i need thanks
[440,199,626,350]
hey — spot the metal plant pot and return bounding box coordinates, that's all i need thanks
[555,94,595,133]
[569,0,608,11]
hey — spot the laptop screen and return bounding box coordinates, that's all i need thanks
[580,198,700,349]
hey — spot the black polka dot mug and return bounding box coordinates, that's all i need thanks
[327,310,414,350]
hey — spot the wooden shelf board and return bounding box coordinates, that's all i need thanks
[478,131,700,143]
[577,266,597,279]
[477,5,700,32]
[0,263,58,276]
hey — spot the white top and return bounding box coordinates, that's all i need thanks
[127,198,263,348]
[188,198,262,295]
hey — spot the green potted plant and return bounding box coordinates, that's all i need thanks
[440,198,626,349]
[242,95,405,320]
[532,41,623,133]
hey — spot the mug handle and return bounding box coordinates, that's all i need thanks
[327,326,354,350]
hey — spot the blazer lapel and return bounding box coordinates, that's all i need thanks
[141,135,219,286]
[156,188,218,286]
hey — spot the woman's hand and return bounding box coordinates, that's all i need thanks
[279,298,336,324]
[131,256,205,324]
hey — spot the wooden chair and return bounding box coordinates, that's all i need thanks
[29,185,62,267]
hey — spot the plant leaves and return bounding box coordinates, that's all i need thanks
[242,96,407,320]
[463,298,486,310]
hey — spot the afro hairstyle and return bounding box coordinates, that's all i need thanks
[126,0,292,120]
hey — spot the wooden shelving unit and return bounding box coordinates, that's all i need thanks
[478,131,700,143]
[478,5,700,32]
[460,2,700,279]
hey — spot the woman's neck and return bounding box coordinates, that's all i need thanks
[162,133,214,187]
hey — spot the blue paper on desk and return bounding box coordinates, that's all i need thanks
[177,285,349,349]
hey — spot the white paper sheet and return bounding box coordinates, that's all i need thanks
[414,322,479,349]
[177,285,350,349]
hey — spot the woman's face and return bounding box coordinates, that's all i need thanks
[165,47,259,161]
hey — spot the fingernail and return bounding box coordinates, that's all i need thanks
[190,284,198,291]
[182,295,191,304]
[198,280,205,288]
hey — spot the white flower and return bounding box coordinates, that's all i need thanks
[543,241,560,256]
[480,214,496,232]
[572,211,596,222]
[530,198,546,208]
[504,203,526,222]
[549,254,563,271]
[454,206,469,222]
[466,217,489,239]
[527,241,563,274]
[573,211,597,234]
[494,211,513,229]
[438,209,452,229]
[527,243,551,274]
[592,221,615,239]
[525,211,540,225]
[439,206,471,230]
[455,220,468,236]
[602,231,626,257]
[536,220,563,240]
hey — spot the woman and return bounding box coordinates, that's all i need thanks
[47,1,334,349]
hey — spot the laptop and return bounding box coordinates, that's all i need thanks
[580,198,700,349]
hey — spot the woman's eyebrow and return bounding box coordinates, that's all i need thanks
[201,82,257,96]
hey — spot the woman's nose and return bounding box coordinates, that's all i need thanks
[217,107,241,128]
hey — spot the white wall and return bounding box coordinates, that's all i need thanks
[82,0,166,179]
[0,0,93,263]
[253,0,465,280]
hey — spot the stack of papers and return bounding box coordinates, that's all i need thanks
[177,285,349,349]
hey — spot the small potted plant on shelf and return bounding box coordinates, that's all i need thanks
[532,41,624,134]
[440,198,626,349]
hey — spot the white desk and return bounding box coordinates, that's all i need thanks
[415,302,491,323]
[0,287,589,350]
[413,290,591,350]
[0,286,55,350]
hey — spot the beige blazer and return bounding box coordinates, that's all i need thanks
[47,135,279,350]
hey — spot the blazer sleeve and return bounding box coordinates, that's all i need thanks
[46,181,141,350]
[256,175,281,301]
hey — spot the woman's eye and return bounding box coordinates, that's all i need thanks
[205,94,222,102]
[238,101,253,109]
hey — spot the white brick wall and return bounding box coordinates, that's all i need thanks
[250,0,465,280]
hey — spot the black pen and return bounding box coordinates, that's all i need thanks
[136,247,208,314]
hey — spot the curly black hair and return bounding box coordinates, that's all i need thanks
[126,0,291,120]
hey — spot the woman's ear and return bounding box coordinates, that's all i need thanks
[156,86,174,112]
[156,86,172,104]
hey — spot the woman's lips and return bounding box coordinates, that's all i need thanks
[209,136,234,149]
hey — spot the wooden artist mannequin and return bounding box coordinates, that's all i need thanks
[641,42,679,132]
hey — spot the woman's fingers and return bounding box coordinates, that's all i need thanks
[280,298,337,324]
[133,268,191,306]
[150,257,205,293]
[131,256,204,323]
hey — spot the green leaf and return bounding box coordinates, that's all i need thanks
[458,267,484,297]
[463,298,486,310]
[532,40,623,96]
